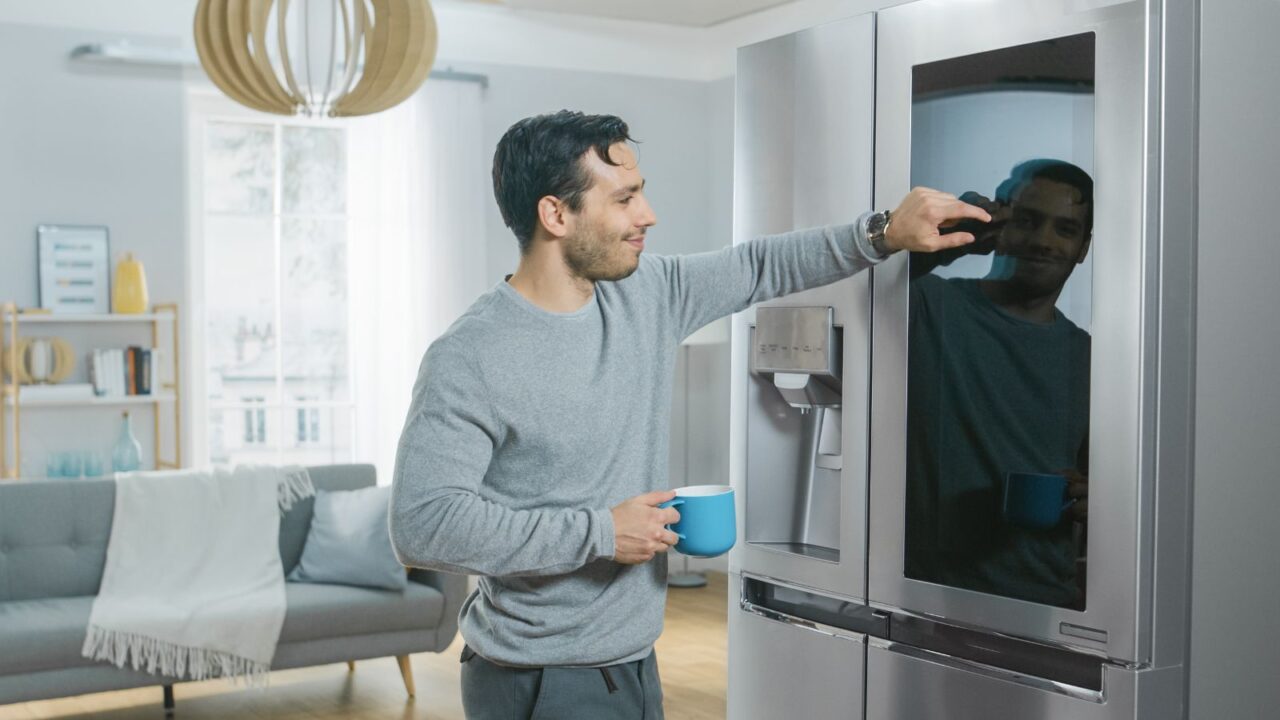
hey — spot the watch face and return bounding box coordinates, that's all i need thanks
[869,212,888,235]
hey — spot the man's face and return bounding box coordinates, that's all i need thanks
[996,178,1091,299]
[561,143,657,282]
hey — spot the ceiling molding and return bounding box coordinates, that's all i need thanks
[451,0,795,28]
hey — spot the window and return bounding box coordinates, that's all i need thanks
[244,396,267,444]
[296,397,321,444]
[195,100,354,468]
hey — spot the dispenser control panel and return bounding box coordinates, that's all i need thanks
[752,306,840,377]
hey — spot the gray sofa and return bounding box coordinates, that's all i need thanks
[0,463,465,710]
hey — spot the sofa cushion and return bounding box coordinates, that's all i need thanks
[0,596,98,675]
[0,480,113,603]
[279,465,377,576]
[287,486,408,591]
[0,582,447,678]
[279,581,444,645]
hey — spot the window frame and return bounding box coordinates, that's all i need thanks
[186,89,357,467]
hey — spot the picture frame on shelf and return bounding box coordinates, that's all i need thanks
[37,224,111,314]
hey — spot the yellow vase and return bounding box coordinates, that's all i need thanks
[113,253,149,314]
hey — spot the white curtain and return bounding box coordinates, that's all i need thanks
[347,78,488,483]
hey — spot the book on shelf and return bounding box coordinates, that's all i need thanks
[126,346,137,395]
[89,347,162,397]
[137,347,152,395]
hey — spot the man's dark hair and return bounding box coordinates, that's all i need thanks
[492,111,637,252]
[996,158,1094,237]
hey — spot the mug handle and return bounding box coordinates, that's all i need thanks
[661,498,686,539]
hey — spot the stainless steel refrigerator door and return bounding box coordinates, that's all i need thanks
[728,12,876,602]
[869,0,1153,663]
[729,572,867,720]
[866,640,1184,720]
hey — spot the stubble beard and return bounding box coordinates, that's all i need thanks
[564,225,640,283]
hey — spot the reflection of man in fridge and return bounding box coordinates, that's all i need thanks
[904,159,1093,609]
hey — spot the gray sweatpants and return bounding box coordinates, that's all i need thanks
[460,645,665,720]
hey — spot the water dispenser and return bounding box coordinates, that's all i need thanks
[746,306,843,562]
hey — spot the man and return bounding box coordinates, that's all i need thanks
[904,159,1094,609]
[389,110,988,718]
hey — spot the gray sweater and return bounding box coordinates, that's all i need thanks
[389,220,881,668]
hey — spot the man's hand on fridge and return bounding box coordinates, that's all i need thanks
[942,191,1011,255]
[884,186,994,253]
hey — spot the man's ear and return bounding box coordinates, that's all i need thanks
[536,195,571,239]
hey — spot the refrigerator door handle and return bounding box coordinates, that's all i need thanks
[740,598,871,644]
[740,575,890,641]
[884,610,1108,693]
[868,637,1108,705]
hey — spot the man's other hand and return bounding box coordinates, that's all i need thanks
[611,489,682,565]
[884,187,993,253]
[1061,468,1089,523]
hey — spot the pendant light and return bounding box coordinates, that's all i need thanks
[193,0,438,117]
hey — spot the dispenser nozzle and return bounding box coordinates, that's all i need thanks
[772,372,841,409]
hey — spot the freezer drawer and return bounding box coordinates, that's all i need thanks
[729,580,866,720]
[866,640,1183,720]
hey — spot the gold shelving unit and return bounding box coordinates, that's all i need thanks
[1,302,182,479]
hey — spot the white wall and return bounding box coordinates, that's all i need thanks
[0,23,186,318]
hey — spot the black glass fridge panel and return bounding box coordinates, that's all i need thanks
[904,33,1096,611]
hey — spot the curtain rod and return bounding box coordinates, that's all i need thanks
[70,43,489,89]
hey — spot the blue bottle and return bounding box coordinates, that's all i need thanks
[112,411,142,473]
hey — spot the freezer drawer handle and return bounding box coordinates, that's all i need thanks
[740,576,890,639]
[888,613,1106,692]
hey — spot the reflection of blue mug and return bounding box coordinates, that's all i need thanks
[1002,472,1075,529]
[660,485,736,558]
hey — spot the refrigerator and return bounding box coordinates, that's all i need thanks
[725,0,1272,717]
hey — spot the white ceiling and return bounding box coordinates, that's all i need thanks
[455,0,798,27]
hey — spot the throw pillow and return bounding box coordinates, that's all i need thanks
[287,485,408,591]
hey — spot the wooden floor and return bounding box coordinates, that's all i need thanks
[0,572,728,720]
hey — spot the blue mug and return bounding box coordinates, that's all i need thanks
[1002,472,1076,530]
[660,485,736,558]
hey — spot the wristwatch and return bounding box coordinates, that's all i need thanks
[866,209,894,259]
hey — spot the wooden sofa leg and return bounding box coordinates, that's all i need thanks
[163,684,175,716]
[347,660,356,672]
[396,655,416,698]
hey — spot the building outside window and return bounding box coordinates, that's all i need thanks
[243,396,268,445]
[296,396,321,444]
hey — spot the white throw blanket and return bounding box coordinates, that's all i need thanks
[82,465,314,685]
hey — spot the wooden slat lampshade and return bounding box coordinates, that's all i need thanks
[194,0,438,117]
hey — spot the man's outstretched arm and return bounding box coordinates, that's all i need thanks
[659,187,991,339]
